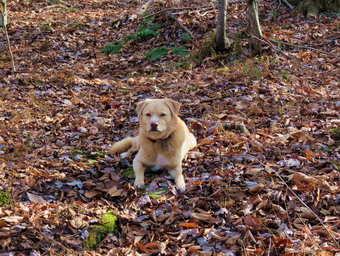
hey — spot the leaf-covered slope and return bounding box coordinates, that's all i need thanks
[0,0,339,255]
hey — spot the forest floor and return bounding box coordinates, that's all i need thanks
[0,0,339,255]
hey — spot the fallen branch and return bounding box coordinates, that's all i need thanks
[0,5,16,72]
[138,0,155,16]
[252,35,340,58]
[269,38,340,58]
[129,0,155,20]
[166,10,195,39]
[251,35,292,59]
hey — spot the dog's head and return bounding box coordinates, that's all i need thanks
[136,98,181,140]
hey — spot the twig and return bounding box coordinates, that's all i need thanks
[282,0,294,10]
[251,35,292,59]
[267,238,271,256]
[264,165,340,247]
[31,230,76,254]
[166,10,195,39]
[0,8,16,72]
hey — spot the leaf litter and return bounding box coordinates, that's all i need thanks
[0,0,339,255]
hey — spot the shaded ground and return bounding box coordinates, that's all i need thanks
[0,0,339,255]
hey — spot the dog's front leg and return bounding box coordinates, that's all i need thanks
[133,159,145,187]
[168,165,186,192]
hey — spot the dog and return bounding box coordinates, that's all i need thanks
[109,98,197,191]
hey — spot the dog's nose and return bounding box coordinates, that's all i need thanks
[150,122,158,129]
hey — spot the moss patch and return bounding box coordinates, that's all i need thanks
[0,191,11,207]
[122,167,135,177]
[145,187,168,199]
[84,210,119,250]
[190,31,218,64]
[330,127,340,141]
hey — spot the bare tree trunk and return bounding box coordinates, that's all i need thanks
[247,0,262,55]
[216,0,231,52]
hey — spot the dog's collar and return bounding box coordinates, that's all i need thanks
[147,134,172,150]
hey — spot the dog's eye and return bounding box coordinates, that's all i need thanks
[160,113,166,117]
[145,113,151,117]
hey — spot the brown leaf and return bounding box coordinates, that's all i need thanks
[179,222,199,228]
[84,190,101,199]
[137,243,150,253]
[289,172,318,192]
[145,242,159,248]
[106,186,125,197]
[244,215,262,230]
[27,193,47,204]
[190,210,217,224]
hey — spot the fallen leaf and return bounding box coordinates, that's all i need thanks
[179,222,199,228]
[27,193,47,204]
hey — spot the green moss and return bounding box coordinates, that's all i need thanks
[330,127,340,141]
[84,232,100,250]
[146,187,168,199]
[84,210,119,250]
[122,167,135,177]
[190,31,217,63]
[70,148,106,160]
[0,191,10,207]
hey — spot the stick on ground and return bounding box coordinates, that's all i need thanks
[166,11,195,39]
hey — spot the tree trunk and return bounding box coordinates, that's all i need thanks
[0,0,7,27]
[216,0,231,52]
[247,0,262,56]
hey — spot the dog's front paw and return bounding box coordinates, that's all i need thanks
[134,180,145,189]
[178,185,186,193]
[176,180,186,193]
[120,152,128,159]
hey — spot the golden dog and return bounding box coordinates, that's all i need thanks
[109,98,196,191]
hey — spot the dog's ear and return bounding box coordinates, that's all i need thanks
[136,100,149,117]
[164,98,181,116]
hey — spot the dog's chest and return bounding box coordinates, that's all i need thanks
[151,154,170,170]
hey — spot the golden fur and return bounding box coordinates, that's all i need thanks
[109,98,196,191]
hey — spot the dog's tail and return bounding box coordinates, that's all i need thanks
[109,137,133,154]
